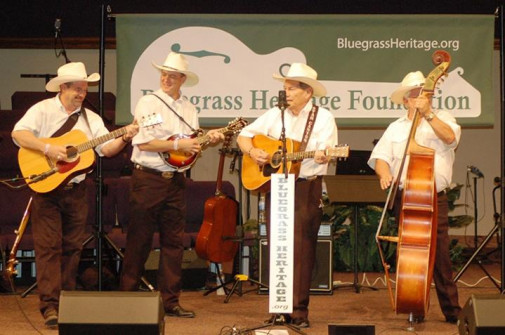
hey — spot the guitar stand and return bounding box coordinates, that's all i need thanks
[202,262,230,297]
[222,274,268,303]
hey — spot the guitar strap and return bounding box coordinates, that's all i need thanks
[151,93,198,133]
[298,105,319,153]
[51,108,83,138]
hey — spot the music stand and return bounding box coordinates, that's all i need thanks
[323,175,386,293]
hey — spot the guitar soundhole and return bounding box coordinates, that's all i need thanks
[66,146,78,159]
[270,150,282,168]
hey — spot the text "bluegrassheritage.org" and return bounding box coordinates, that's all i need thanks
[337,37,460,52]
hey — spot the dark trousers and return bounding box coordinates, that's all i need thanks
[432,193,461,318]
[31,182,88,315]
[266,177,323,319]
[394,191,461,318]
[119,170,186,311]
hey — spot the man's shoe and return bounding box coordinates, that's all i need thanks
[291,317,310,328]
[445,315,458,324]
[166,305,195,318]
[43,308,58,327]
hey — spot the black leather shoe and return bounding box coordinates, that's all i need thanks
[445,315,458,324]
[166,305,195,318]
[292,317,310,328]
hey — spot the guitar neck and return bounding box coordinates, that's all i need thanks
[76,127,127,153]
[286,150,317,162]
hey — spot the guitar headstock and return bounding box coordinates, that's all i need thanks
[140,113,163,128]
[327,144,350,161]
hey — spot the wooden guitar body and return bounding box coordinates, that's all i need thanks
[241,135,298,192]
[196,195,238,263]
[195,134,239,263]
[18,130,95,193]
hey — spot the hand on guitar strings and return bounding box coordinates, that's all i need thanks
[44,143,68,161]
[248,147,269,167]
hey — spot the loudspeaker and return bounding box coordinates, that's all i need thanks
[58,291,164,335]
[258,238,333,294]
[328,324,375,335]
[458,294,505,335]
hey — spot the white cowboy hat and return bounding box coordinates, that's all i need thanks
[45,62,100,92]
[273,63,327,97]
[390,71,426,105]
[152,52,199,87]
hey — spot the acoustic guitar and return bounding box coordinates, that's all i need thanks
[195,134,238,263]
[159,117,247,172]
[18,113,162,193]
[241,134,349,191]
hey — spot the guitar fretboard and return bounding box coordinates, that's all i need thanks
[76,127,127,153]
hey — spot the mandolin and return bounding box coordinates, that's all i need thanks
[159,117,247,172]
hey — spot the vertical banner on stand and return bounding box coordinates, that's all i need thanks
[269,174,295,314]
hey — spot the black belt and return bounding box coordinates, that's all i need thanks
[134,164,176,179]
[297,176,321,182]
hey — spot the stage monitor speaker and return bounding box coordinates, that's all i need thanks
[58,291,164,335]
[458,294,505,335]
[259,238,333,294]
[328,324,375,335]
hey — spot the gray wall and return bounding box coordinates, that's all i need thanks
[0,48,501,238]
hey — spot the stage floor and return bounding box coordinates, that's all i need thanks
[0,262,502,335]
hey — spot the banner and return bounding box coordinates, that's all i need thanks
[269,174,294,314]
[116,14,494,127]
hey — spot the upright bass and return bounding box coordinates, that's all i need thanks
[375,50,451,318]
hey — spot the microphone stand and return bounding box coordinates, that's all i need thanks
[453,179,501,290]
[278,91,289,178]
[54,25,71,64]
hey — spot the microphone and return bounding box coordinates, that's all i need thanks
[29,167,59,184]
[467,165,484,178]
[277,90,289,109]
[54,18,61,38]
[494,176,502,186]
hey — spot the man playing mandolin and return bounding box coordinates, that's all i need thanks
[368,70,461,324]
[11,62,139,327]
[119,52,224,318]
[237,62,338,328]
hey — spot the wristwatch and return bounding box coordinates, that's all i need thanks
[424,112,435,122]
